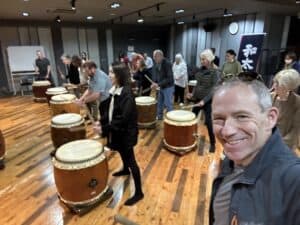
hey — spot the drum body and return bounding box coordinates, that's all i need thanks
[51,113,86,149]
[164,110,197,154]
[0,130,5,160]
[188,80,197,93]
[135,96,157,128]
[32,81,51,102]
[53,140,108,206]
[46,87,68,105]
[50,94,80,116]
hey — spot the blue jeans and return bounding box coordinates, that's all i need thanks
[157,86,174,119]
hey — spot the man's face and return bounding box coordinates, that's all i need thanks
[85,67,96,77]
[212,85,278,166]
[36,51,42,59]
[153,52,163,64]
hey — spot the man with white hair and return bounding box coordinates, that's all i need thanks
[209,77,300,225]
[152,49,174,120]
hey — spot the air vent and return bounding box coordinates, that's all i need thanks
[46,8,76,14]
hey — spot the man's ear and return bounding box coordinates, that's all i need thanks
[266,107,279,130]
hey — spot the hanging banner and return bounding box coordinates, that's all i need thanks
[237,34,265,71]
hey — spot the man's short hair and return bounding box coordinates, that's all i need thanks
[61,54,71,60]
[213,78,272,112]
[83,60,97,69]
[226,49,236,56]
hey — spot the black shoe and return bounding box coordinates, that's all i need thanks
[209,145,216,153]
[50,150,56,157]
[124,193,144,206]
[0,161,5,170]
[112,169,130,177]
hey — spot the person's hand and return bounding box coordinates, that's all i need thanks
[151,83,159,89]
[75,98,84,106]
[197,100,204,107]
[186,93,193,99]
[93,121,102,134]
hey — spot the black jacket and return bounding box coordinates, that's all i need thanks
[100,86,138,151]
[209,128,300,225]
[152,58,174,89]
[66,63,80,85]
[133,68,152,91]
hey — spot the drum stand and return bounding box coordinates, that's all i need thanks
[58,186,113,216]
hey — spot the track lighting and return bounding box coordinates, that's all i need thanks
[55,16,61,23]
[223,8,233,17]
[71,0,76,10]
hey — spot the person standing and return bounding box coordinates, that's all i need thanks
[221,49,243,80]
[143,52,153,71]
[60,54,80,85]
[76,61,112,121]
[95,62,144,206]
[187,49,219,152]
[151,49,174,120]
[283,51,300,72]
[35,50,52,82]
[173,53,188,104]
[211,48,220,67]
[133,59,152,96]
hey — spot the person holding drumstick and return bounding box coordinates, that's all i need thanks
[94,62,144,206]
[76,61,112,121]
[187,49,219,153]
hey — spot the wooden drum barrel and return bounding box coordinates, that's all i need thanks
[135,96,157,128]
[164,110,198,155]
[188,80,197,93]
[46,87,68,105]
[50,94,80,116]
[0,130,5,163]
[51,113,86,149]
[53,140,108,207]
[32,80,51,102]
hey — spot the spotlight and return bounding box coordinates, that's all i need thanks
[56,16,61,23]
[22,12,29,17]
[86,16,93,20]
[137,18,144,23]
[177,21,184,25]
[296,1,300,4]
[223,9,233,17]
[110,2,121,9]
[71,0,76,10]
[176,9,184,14]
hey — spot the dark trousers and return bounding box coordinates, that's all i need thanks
[118,147,143,194]
[174,85,185,104]
[192,103,215,146]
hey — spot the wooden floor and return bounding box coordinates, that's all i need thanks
[0,95,223,225]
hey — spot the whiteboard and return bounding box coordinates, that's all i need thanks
[7,46,45,72]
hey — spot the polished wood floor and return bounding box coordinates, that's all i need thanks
[0,95,223,225]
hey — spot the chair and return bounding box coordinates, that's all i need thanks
[19,77,33,96]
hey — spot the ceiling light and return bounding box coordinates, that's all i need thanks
[56,16,61,23]
[110,2,121,9]
[296,0,300,3]
[86,16,93,20]
[110,13,116,16]
[137,18,144,23]
[176,9,184,14]
[22,12,29,17]
[177,21,184,25]
[223,9,233,17]
[71,0,76,10]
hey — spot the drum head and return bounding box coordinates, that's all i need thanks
[32,81,51,86]
[46,87,67,94]
[55,139,103,163]
[135,96,156,105]
[51,94,76,102]
[52,113,82,125]
[188,80,197,86]
[166,110,196,122]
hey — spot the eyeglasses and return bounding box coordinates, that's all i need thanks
[237,72,264,82]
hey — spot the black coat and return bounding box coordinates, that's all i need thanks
[152,58,174,89]
[100,86,138,151]
[133,68,152,91]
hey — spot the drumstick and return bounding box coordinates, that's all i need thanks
[180,104,200,109]
[144,74,154,84]
[114,214,139,225]
[141,87,151,94]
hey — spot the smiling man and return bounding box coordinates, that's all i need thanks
[209,78,300,225]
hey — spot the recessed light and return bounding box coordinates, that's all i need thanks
[177,21,184,25]
[22,12,29,17]
[86,16,93,20]
[176,9,184,14]
[137,18,144,23]
[110,2,121,9]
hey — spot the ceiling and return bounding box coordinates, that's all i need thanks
[0,0,299,25]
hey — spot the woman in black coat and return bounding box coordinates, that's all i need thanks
[95,62,144,206]
[133,59,152,96]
